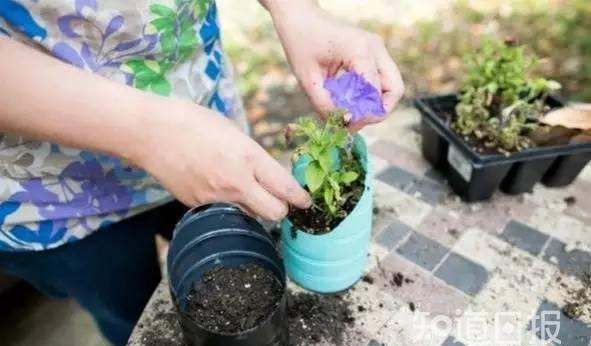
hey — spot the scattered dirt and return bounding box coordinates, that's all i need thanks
[448,228,460,238]
[373,205,396,216]
[269,225,282,246]
[140,311,185,346]
[390,272,414,287]
[362,274,375,285]
[564,196,577,206]
[184,264,283,334]
[287,180,365,235]
[562,273,591,320]
[287,292,356,346]
[139,290,186,346]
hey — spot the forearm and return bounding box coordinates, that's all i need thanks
[0,38,178,163]
[258,0,317,18]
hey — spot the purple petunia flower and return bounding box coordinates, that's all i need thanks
[324,71,386,122]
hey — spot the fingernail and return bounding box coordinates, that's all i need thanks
[303,195,312,208]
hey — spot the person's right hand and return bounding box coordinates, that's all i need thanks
[133,99,311,221]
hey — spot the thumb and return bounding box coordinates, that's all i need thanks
[300,67,335,118]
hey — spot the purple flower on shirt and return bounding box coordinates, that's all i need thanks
[324,71,386,122]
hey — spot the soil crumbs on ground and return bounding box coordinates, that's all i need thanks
[140,297,186,346]
[288,292,356,346]
[562,273,591,320]
[185,264,283,334]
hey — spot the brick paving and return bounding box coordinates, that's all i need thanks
[128,107,591,346]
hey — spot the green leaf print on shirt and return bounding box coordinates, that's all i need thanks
[122,59,173,95]
[123,0,211,96]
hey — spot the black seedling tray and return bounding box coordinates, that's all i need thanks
[415,94,591,202]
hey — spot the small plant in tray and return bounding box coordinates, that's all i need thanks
[415,38,591,201]
[453,39,561,154]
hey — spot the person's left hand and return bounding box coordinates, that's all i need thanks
[263,0,405,129]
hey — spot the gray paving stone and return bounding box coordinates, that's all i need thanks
[396,231,449,271]
[542,238,591,279]
[434,253,489,296]
[407,177,447,205]
[376,165,418,192]
[500,220,549,256]
[529,301,591,346]
[376,220,412,250]
[424,168,447,184]
[441,336,465,346]
[376,165,446,205]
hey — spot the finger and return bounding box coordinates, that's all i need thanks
[253,150,312,209]
[375,44,405,113]
[347,114,383,132]
[235,202,257,219]
[351,55,381,94]
[300,66,335,118]
[241,182,288,221]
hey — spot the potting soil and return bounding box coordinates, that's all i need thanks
[184,264,283,334]
[288,180,364,235]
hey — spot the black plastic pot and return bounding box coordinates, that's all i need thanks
[415,94,591,202]
[167,203,288,346]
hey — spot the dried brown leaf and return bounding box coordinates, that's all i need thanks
[540,107,591,130]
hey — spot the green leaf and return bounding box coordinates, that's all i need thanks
[305,162,325,193]
[327,176,341,200]
[159,61,173,73]
[296,117,318,138]
[150,77,172,96]
[323,189,336,213]
[150,4,175,18]
[193,0,210,20]
[318,150,333,172]
[160,31,176,54]
[122,59,145,73]
[144,60,161,74]
[179,16,193,32]
[308,143,323,159]
[341,171,359,184]
[332,128,348,147]
[179,28,199,58]
[150,17,174,31]
[133,64,157,79]
[134,75,151,90]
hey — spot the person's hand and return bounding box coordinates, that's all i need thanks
[133,99,311,221]
[263,0,404,129]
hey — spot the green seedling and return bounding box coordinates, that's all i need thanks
[287,112,362,221]
[454,39,561,153]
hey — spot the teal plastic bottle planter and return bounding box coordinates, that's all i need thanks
[281,135,373,293]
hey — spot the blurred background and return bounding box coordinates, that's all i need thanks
[219,0,590,157]
[1,0,589,345]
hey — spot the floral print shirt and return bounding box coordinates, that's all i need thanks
[0,0,246,251]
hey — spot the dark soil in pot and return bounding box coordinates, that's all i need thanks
[184,264,283,334]
[287,179,364,235]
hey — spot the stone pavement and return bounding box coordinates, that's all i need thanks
[128,107,591,346]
